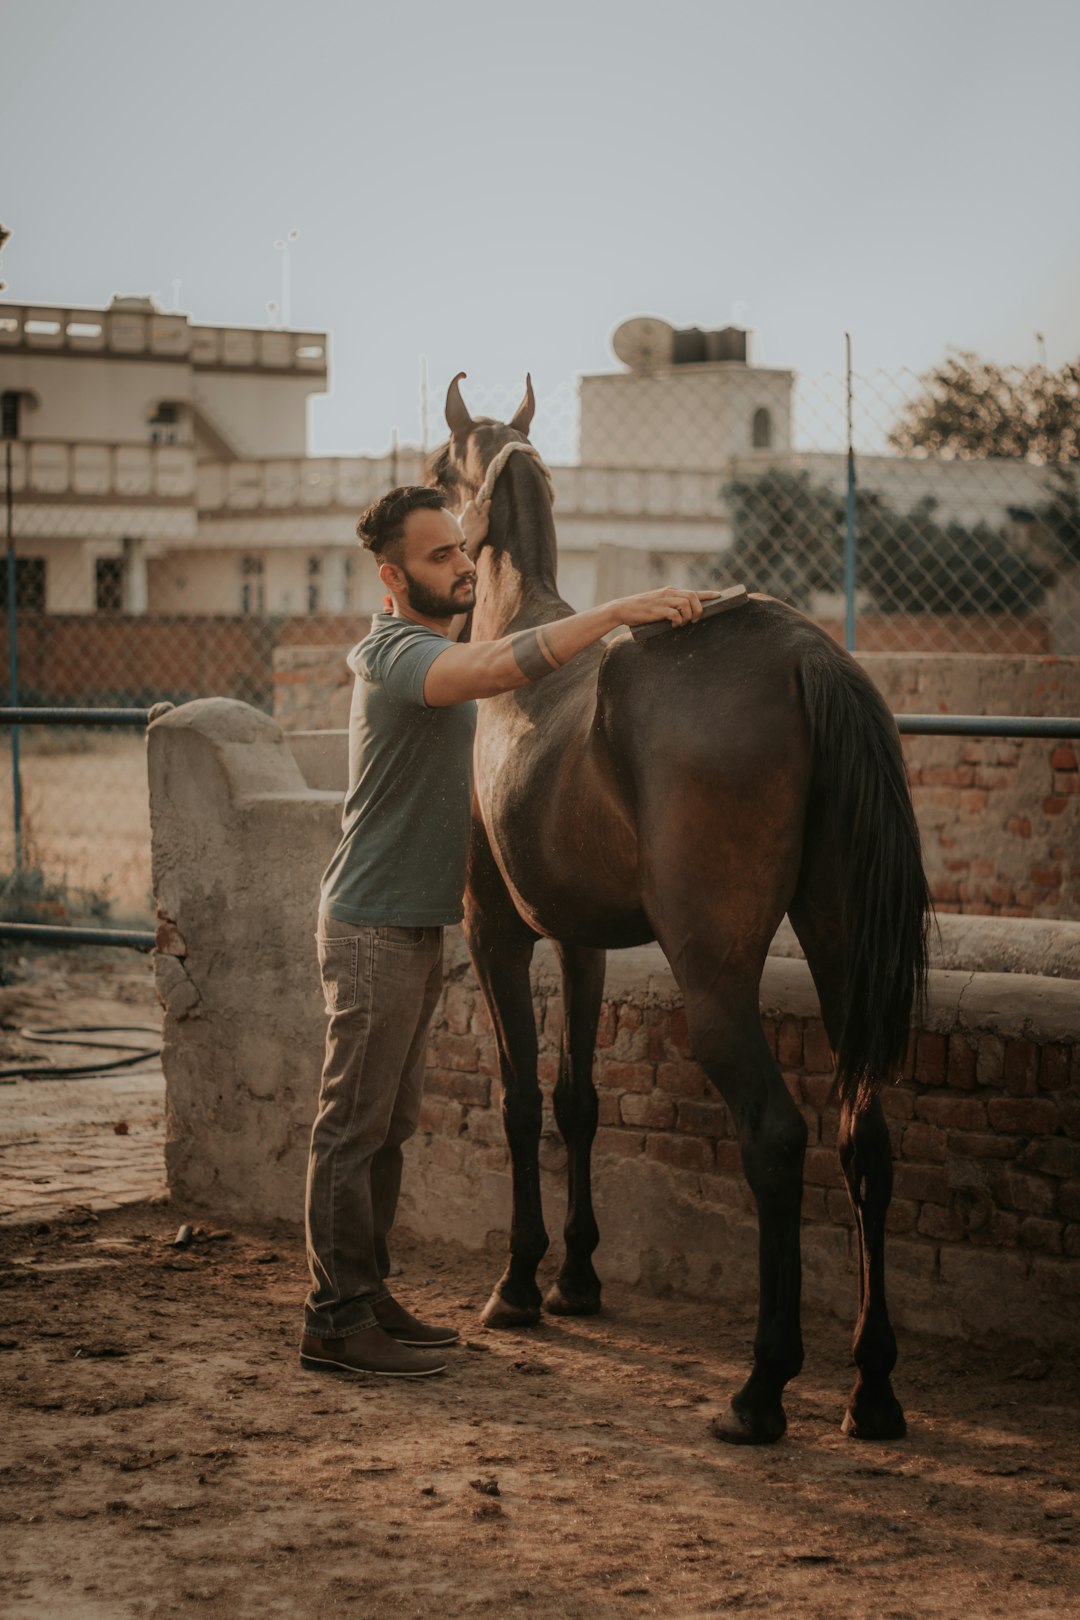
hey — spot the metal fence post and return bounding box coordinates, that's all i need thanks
[844,332,857,652]
[4,437,22,867]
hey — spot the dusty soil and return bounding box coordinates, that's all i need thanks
[1,1205,1078,1620]
[2,948,1079,1618]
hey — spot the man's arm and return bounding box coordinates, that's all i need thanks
[423,588,718,707]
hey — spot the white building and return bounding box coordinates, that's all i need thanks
[0,299,1065,634]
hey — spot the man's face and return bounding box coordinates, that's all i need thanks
[390,507,477,619]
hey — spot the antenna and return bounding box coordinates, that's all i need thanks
[273,228,300,327]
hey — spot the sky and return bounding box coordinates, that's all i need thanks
[2,0,1079,456]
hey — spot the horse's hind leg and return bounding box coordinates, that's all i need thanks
[665,958,807,1445]
[545,941,605,1317]
[789,892,906,1440]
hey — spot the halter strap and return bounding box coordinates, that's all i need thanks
[475,440,555,509]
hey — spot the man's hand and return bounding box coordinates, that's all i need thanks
[612,587,721,629]
[459,497,491,557]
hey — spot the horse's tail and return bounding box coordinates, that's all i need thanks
[797,639,931,1113]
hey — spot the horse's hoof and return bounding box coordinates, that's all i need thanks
[842,1397,907,1441]
[480,1290,542,1330]
[710,1397,787,1446]
[544,1281,602,1317]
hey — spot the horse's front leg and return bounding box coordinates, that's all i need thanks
[545,941,606,1316]
[464,836,547,1329]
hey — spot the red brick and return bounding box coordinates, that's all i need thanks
[1050,746,1077,771]
[443,985,473,1036]
[1039,1044,1071,1093]
[990,1169,1056,1217]
[959,789,988,814]
[714,1140,744,1176]
[1017,1217,1062,1254]
[920,764,976,788]
[541,997,564,1046]
[595,1003,617,1050]
[804,1145,843,1188]
[946,1130,1022,1161]
[975,1035,1005,1086]
[425,1068,492,1107]
[597,1091,621,1126]
[643,1009,670,1063]
[800,1073,837,1110]
[618,1004,642,1034]
[881,1086,915,1121]
[917,1202,965,1242]
[1006,816,1032,838]
[645,1133,715,1174]
[901,1122,947,1163]
[826,1188,854,1223]
[655,1060,706,1099]
[886,1198,919,1234]
[801,1186,831,1222]
[1029,867,1063,889]
[460,1107,506,1148]
[699,1174,753,1214]
[915,1032,948,1086]
[777,1016,802,1068]
[931,879,961,904]
[667,1005,692,1059]
[1004,1038,1040,1097]
[1020,1138,1078,1179]
[595,1127,645,1159]
[902,1031,917,1080]
[437,1033,481,1072]
[1060,1181,1080,1221]
[537,1053,558,1086]
[1044,796,1069,816]
[1064,1224,1080,1258]
[892,1163,950,1205]
[947,1035,978,1091]
[597,1059,654,1094]
[914,1094,986,1130]
[1062,1098,1080,1140]
[418,1097,466,1136]
[817,1108,838,1149]
[802,1020,834,1074]
[986,1097,1058,1134]
[676,1098,731,1138]
[619,1092,677,1130]
[1053,773,1080,795]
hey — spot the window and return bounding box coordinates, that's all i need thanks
[307,554,322,613]
[95,558,124,612]
[240,555,265,615]
[752,407,772,449]
[149,402,180,446]
[0,556,46,610]
[1,391,20,439]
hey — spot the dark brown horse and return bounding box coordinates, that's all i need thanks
[429,374,930,1445]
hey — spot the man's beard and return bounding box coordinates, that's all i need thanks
[402,568,475,618]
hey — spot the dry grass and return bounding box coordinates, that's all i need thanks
[0,732,152,922]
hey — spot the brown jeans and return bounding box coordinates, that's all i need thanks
[303,915,444,1339]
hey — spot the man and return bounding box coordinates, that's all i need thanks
[300,483,715,1378]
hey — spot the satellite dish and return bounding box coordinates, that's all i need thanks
[611,316,675,373]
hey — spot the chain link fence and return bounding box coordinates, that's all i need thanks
[3,345,1079,922]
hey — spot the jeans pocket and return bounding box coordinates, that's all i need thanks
[317,933,361,1013]
[379,926,427,947]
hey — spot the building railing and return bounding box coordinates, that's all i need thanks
[0,440,196,502]
[0,302,327,374]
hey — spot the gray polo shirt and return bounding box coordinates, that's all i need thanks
[319,613,477,927]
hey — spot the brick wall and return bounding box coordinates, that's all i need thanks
[404,948,1080,1347]
[1,612,367,710]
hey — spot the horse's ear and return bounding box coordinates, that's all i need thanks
[509,373,535,437]
[445,371,475,443]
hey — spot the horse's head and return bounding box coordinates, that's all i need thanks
[427,372,536,516]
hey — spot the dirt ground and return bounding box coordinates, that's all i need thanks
[2,953,1079,1619]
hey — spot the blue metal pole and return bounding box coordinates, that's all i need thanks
[4,438,22,868]
[844,332,857,652]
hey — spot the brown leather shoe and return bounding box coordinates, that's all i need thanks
[299,1325,447,1378]
[372,1294,460,1348]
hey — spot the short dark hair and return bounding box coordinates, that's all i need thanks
[356,485,446,557]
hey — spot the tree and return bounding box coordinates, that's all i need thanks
[889,351,1080,463]
[718,469,1044,615]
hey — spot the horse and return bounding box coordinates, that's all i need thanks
[427,373,931,1445]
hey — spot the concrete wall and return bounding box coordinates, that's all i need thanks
[148,699,1080,1347]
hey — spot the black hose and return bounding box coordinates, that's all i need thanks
[0,1025,162,1082]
